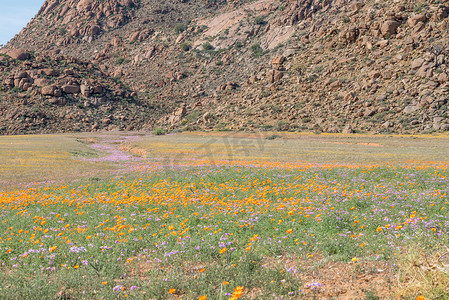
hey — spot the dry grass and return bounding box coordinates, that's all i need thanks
[262,254,397,299]
[2,130,449,191]
[397,247,449,299]
[0,133,122,191]
[124,131,449,165]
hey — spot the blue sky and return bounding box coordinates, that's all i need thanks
[0,0,45,45]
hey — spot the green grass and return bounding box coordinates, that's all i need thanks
[1,132,449,298]
[0,164,448,298]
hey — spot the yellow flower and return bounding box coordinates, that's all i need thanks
[351,257,358,263]
[376,226,382,232]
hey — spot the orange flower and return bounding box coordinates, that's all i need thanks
[169,288,176,294]
[199,295,207,300]
[219,247,227,254]
[101,281,108,285]
[49,246,57,253]
[222,281,229,285]
[416,296,425,300]
[200,268,205,272]
[229,286,244,299]
[245,246,251,252]
[286,228,293,234]
[376,226,382,232]
[74,265,79,269]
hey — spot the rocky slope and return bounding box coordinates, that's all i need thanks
[2,0,449,134]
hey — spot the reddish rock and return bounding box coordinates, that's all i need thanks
[41,68,58,76]
[62,85,81,94]
[15,71,28,79]
[41,85,57,96]
[381,20,400,36]
[408,14,427,27]
[272,56,286,66]
[90,25,101,36]
[80,85,90,97]
[34,78,50,87]
[7,49,30,60]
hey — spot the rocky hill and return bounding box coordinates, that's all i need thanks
[2,0,449,134]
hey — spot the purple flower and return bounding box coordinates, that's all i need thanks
[113,285,124,292]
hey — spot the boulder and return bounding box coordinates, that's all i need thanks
[91,85,103,94]
[90,25,101,36]
[408,14,427,27]
[41,85,62,97]
[342,125,354,134]
[34,78,50,87]
[62,85,80,94]
[403,105,420,114]
[438,73,448,84]
[80,84,90,97]
[381,20,400,36]
[368,70,381,79]
[411,58,424,69]
[76,0,93,11]
[272,56,286,66]
[41,68,58,76]
[7,49,30,60]
[42,85,57,96]
[329,80,342,90]
[14,71,28,79]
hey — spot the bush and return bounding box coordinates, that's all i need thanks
[202,43,214,51]
[116,57,130,65]
[254,15,266,25]
[251,43,264,57]
[175,24,187,34]
[154,127,165,135]
[180,43,191,52]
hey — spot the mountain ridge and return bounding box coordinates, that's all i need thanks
[1,0,449,134]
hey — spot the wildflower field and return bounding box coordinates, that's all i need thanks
[1,132,449,299]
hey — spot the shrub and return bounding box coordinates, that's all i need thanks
[202,43,214,51]
[254,15,266,25]
[180,43,191,52]
[175,24,187,34]
[115,57,130,65]
[251,43,264,57]
[154,127,165,135]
